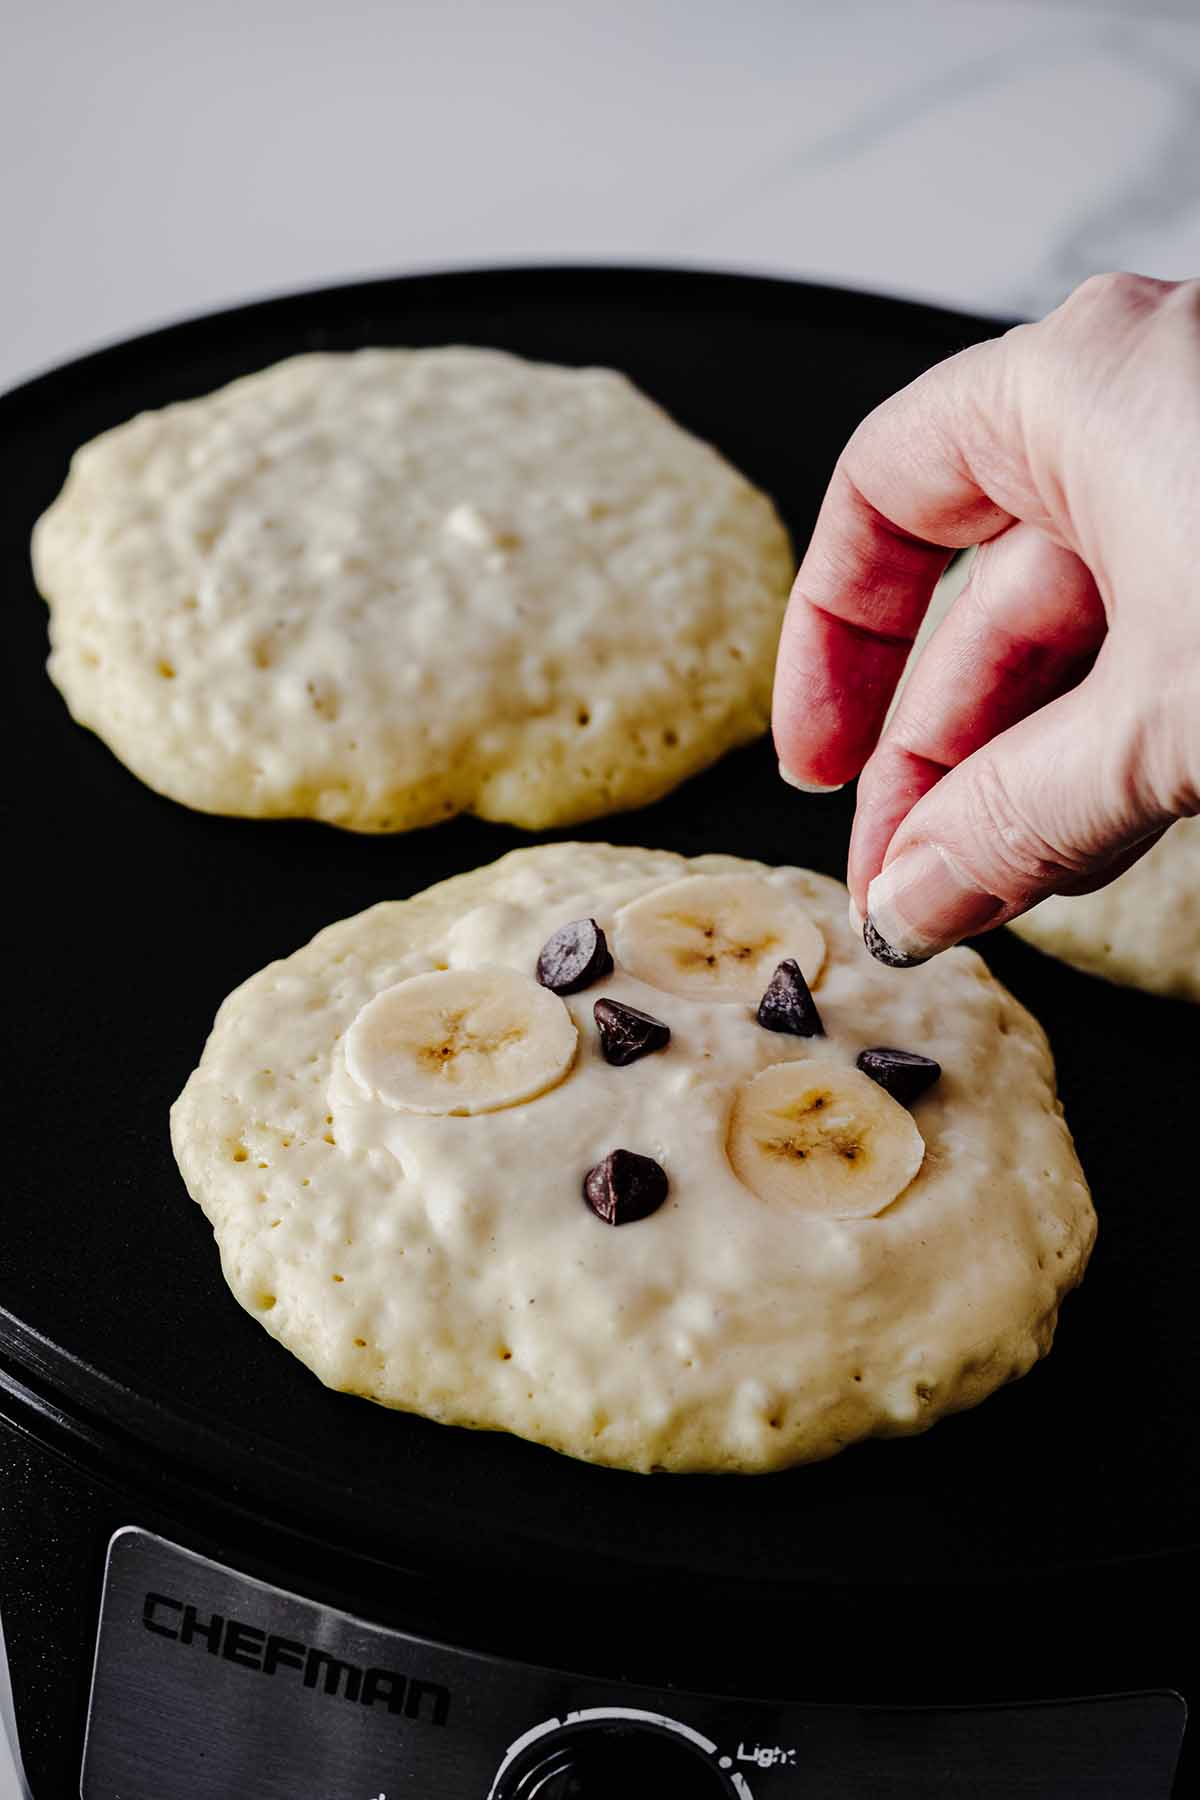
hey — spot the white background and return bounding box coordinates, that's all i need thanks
[5,0,1200,393]
[3,0,1199,1790]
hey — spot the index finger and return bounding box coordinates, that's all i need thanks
[771,333,1040,790]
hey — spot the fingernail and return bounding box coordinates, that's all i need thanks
[865,845,1003,965]
[847,894,864,935]
[779,761,844,794]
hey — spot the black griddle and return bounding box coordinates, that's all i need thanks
[1,265,1196,1609]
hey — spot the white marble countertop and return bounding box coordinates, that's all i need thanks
[2,0,1199,1791]
[3,0,1200,397]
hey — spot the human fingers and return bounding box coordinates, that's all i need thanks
[772,328,1053,792]
[860,647,1170,965]
[846,523,1106,913]
[774,274,1195,798]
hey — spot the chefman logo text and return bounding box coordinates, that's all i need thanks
[143,1592,451,1726]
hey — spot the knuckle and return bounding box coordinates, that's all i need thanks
[1119,669,1200,819]
[957,757,1085,892]
[1162,274,1200,327]
[1065,269,1167,318]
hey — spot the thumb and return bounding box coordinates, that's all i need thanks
[860,658,1171,966]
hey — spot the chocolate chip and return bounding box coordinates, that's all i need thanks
[756,958,824,1037]
[593,997,671,1066]
[536,918,613,994]
[583,1149,669,1226]
[863,915,925,968]
[857,1046,942,1107]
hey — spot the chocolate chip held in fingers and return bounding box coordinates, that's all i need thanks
[583,1149,669,1225]
[593,997,671,1066]
[863,914,925,968]
[536,918,613,994]
[857,1046,942,1107]
[756,958,825,1036]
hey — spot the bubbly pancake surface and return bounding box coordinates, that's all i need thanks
[32,348,793,831]
[170,843,1095,1472]
[1008,823,1200,1001]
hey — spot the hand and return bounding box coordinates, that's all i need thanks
[771,271,1200,965]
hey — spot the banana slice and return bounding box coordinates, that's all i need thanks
[344,967,577,1115]
[728,1059,924,1218]
[614,873,825,1002]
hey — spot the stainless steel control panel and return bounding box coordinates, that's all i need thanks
[81,1528,1184,1797]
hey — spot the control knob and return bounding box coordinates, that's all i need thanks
[491,1713,743,1798]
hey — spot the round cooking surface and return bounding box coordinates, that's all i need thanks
[2,266,1196,1589]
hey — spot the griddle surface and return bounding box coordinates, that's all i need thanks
[2,268,1195,1585]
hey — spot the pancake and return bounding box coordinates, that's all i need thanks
[33,348,792,831]
[171,842,1094,1473]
